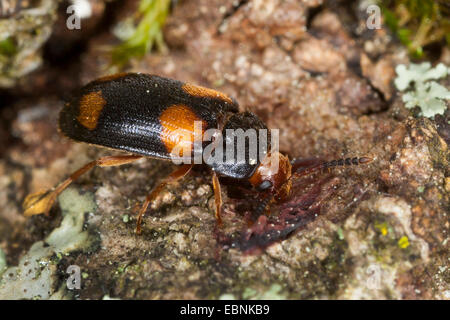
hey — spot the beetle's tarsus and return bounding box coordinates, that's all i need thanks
[23,189,56,216]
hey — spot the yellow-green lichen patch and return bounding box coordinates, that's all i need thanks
[398,236,410,249]
[375,222,390,236]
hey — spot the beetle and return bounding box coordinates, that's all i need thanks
[22,73,372,234]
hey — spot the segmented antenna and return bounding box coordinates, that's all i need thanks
[292,156,373,179]
[254,193,273,217]
[254,156,373,216]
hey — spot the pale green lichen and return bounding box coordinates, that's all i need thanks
[243,284,287,300]
[102,294,121,300]
[395,62,450,118]
[0,248,6,277]
[45,187,97,253]
[0,187,97,299]
[218,284,286,300]
[218,293,236,300]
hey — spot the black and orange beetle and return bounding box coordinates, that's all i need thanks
[22,73,372,235]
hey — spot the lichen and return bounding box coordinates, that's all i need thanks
[220,283,287,300]
[398,236,410,249]
[0,248,6,277]
[45,187,97,253]
[395,62,450,118]
[0,187,98,299]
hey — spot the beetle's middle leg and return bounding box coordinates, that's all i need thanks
[23,155,143,217]
[212,171,223,226]
[135,164,193,234]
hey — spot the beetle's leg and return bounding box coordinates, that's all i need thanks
[212,171,223,226]
[135,164,193,234]
[23,155,142,217]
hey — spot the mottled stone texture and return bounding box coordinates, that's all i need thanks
[0,0,448,299]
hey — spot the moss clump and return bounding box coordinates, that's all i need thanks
[0,38,17,57]
[111,0,171,66]
[380,0,450,58]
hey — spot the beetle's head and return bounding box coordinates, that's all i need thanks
[248,151,292,201]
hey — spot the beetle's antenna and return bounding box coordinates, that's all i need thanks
[254,193,273,217]
[253,156,373,216]
[291,156,373,180]
[255,157,373,215]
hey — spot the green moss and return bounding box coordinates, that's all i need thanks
[111,0,171,66]
[380,0,450,58]
[0,37,17,57]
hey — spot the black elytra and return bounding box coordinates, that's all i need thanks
[59,73,270,179]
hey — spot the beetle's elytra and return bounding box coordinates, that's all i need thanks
[23,73,372,236]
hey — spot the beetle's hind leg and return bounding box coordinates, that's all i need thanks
[23,155,142,217]
[135,164,193,234]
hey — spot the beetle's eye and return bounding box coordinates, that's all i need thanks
[257,180,272,191]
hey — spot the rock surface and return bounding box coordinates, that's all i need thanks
[0,0,448,299]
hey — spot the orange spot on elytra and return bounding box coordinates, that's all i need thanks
[159,105,206,157]
[77,91,106,130]
[182,83,233,104]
